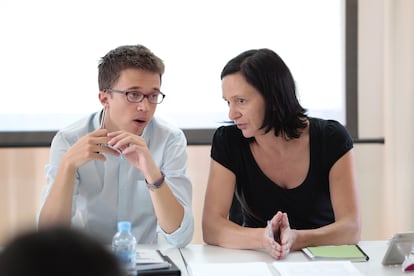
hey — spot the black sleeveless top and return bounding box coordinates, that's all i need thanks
[211,117,353,229]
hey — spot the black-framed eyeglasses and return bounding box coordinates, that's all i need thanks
[105,88,165,104]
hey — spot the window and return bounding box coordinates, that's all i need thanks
[0,0,356,146]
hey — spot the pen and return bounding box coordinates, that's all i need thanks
[99,108,123,156]
[267,220,274,239]
[178,247,190,276]
[100,107,106,129]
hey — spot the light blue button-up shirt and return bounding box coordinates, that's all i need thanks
[38,111,193,247]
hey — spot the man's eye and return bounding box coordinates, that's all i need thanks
[149,94,158,100]
[129,92,141,98]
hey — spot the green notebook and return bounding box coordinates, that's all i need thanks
[302,245,369,262]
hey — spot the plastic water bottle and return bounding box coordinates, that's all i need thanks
[112,221,137,275]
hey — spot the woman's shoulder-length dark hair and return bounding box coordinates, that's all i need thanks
[221,48,308,139]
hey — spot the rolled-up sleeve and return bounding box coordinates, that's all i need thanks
[154,128,194,247]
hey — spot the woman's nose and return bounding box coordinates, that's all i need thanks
[228,104,240,121]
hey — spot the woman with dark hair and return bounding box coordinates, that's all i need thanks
[202,48,361,260]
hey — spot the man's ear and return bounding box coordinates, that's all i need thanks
[98,90,109,106]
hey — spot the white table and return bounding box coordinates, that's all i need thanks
[1,241,406,275]
[175,241,406,276]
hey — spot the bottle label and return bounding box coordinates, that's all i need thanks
[115,249,136,270]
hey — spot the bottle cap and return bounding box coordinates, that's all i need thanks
[117,221,131,232]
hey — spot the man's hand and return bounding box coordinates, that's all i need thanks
[62,128,120,170]
[107,131,155,173]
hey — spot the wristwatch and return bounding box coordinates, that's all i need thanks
[145,172,165,190]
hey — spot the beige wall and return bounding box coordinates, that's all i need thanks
[359,0,414,236]
[0,148,47,244]
[1,0,413,245]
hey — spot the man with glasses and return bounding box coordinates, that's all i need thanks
[37,45,194,248]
